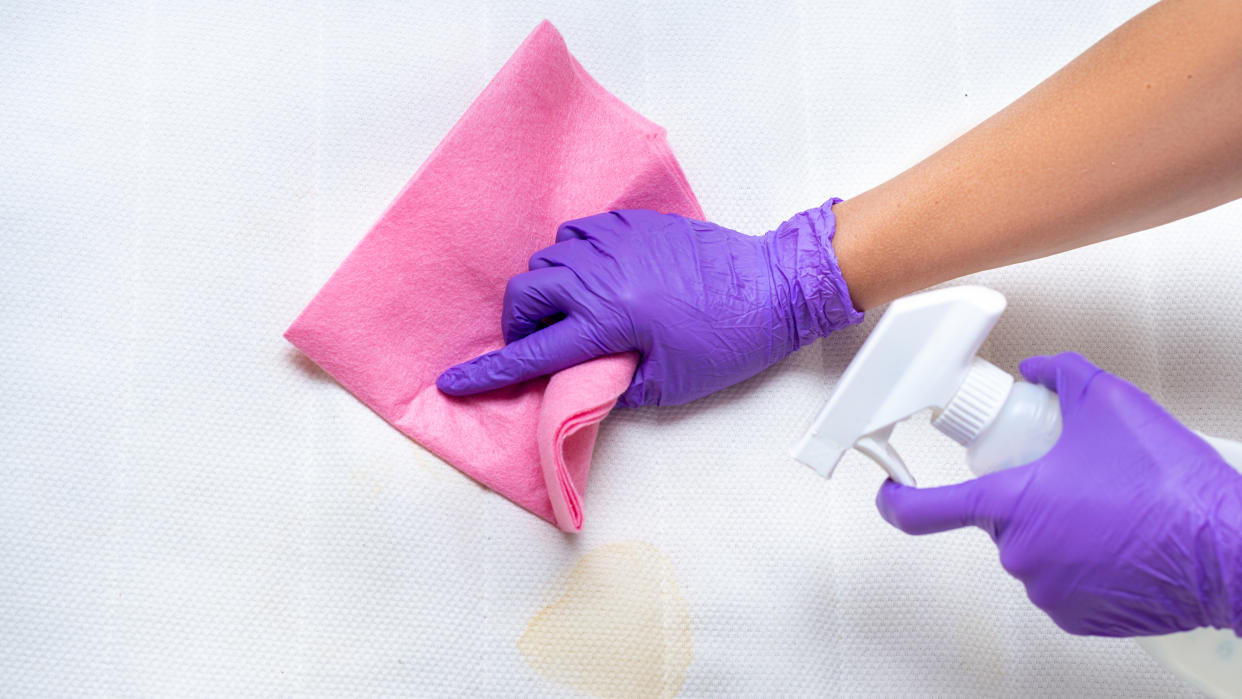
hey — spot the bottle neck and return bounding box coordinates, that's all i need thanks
[931,357,1014,446]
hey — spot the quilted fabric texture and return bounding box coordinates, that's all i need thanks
[3,1,1240,696]
[285,21,702,531]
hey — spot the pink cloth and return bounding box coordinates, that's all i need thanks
[285,21,703,531]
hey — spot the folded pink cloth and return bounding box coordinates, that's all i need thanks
[285,21,702,531]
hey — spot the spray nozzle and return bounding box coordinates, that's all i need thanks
[791,286,1013,486]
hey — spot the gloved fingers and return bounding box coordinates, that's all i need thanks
[1018,352,1105,402]
[436,317,605,396]
[528,238,601,271]
[554,210,637,243]
[554,215,597,243]
[501,267,584,343]
[1020,352,1186,446]
[875,468,1028,537]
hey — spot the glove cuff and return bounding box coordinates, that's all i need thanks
[1204,482,1242,635]
[765,198,864,348]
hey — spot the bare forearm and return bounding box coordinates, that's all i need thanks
[833,0,1242,311]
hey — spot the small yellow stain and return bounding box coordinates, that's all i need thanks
[349,463,389,497]
[519,541,692,698]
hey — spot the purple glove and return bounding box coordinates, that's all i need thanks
[436,200,863,407]
[878,352,1242,637]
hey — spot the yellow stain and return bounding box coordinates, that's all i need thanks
[519,541,692,698]
[349,464,388,497]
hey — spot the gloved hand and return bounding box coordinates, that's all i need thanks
[877,352,1242,636]
[436,200,863,407]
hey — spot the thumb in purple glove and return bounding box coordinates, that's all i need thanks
[436,201,863,407]
[876,352,1242,637]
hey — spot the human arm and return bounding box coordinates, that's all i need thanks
[438,0,1242,406]
[834,0,1242,309]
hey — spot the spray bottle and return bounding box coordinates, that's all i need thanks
[791,285,1242,698]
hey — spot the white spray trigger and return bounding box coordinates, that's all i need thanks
[853,424,914,486]
[791,286,1009,486]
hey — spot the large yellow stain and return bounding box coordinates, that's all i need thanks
[518,541,692,698]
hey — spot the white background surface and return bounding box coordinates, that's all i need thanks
[4,0,1241,695]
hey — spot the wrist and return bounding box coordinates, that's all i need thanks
[830,188,965,311]
[825,196,877,312]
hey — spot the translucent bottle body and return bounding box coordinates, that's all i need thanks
[965,380,1062,477]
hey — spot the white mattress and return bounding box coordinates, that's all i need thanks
[4,1,1240,695]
